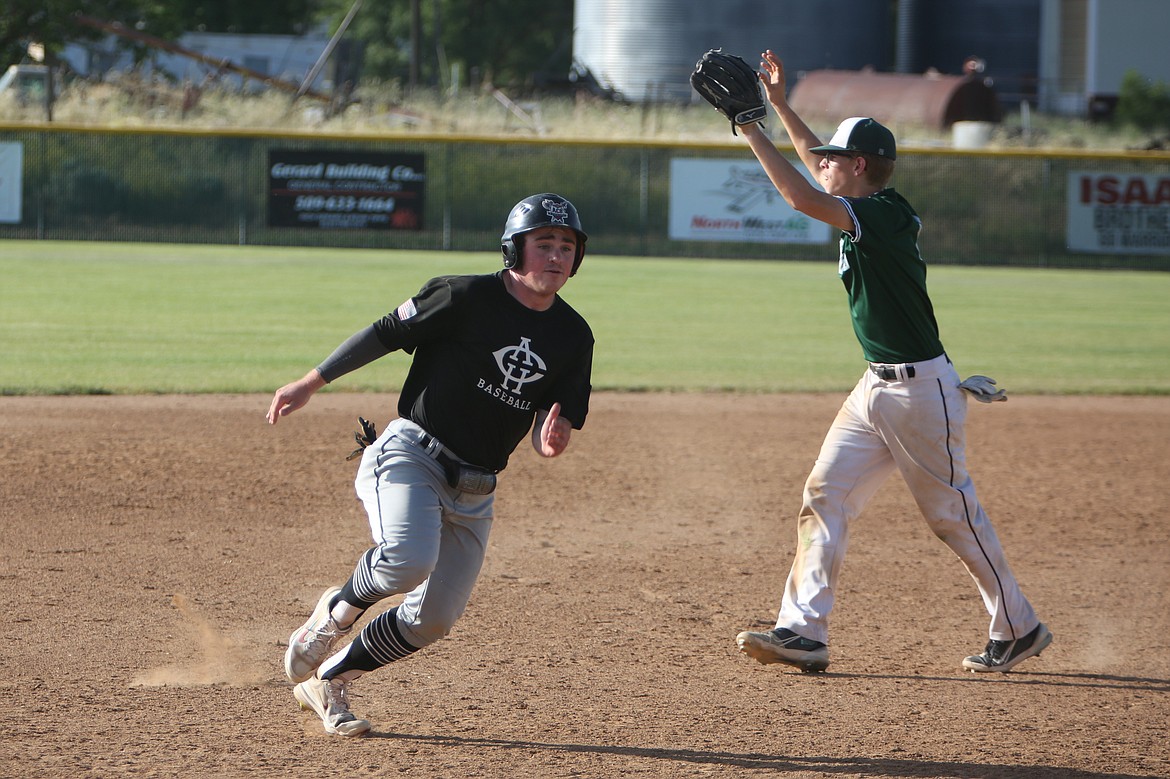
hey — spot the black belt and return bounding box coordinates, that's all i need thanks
[418,432,464,472]
[870,364,916,381]
[417,432,499,494]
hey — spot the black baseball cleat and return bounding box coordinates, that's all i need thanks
[736,627,830,672]
[962,623,1053,673]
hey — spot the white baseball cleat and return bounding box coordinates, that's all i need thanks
[963,623,1053,673]
[294,674,371,737]
[285,586,350,683]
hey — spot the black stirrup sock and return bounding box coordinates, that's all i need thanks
[320,607,420,678]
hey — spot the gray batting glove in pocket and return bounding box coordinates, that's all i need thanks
[959,375,1008,403]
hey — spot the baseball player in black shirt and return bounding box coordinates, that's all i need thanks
[267,193,594,736]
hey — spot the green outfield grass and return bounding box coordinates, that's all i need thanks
[2,240,1168,395]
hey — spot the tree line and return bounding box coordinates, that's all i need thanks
[1,0,574,91]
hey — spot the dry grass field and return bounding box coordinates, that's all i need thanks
[4,73,1164,154]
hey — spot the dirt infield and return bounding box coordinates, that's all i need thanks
[2,392,1168,778]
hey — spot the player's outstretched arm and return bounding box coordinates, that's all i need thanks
[734,51,852,231]
[532,402,571,458]
[266,369,327,424]
[740,124,852,230]
[757,50,823,173]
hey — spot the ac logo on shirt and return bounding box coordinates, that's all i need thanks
[492,337,546,394]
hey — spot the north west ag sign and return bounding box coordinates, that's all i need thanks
[668,158,829,244]
[1068,171,1170,254]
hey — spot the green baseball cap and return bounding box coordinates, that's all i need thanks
[809,117,897,160]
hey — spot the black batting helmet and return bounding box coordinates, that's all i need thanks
[500,193,588,276]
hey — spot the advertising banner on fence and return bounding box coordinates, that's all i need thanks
[668,158,830,245]
[268,150,425,229]
[0,142,23,224]
[1067,170,1170,254]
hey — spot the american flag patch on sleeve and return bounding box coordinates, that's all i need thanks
[396,298,418,320]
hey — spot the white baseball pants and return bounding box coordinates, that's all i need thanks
[777,353,1039,644]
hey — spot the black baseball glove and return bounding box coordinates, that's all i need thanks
[690,48,766,135]
[345,416,378,461]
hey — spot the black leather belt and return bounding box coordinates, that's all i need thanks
[417,432,499,494]
[871,364,916,381]
[418,432,462,472]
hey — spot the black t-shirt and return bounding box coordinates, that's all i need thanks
[372,271,593,471]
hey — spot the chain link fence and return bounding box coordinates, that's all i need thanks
[2,125,1168,270]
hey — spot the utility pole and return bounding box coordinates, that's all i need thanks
[410,0,421,91]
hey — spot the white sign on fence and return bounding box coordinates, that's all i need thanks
[669,158,829,245]
[1067,170,1170,254]
[0,142,23,224]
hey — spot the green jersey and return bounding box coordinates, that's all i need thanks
[835,188,944,364]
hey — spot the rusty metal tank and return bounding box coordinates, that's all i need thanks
[789,68,1002,129]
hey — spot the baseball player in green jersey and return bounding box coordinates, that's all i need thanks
[731,50,1051,673]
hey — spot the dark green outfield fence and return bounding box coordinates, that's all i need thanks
[2,123,1169,270]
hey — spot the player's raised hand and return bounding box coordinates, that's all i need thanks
[534,402,571,457]
[758,50,788,105]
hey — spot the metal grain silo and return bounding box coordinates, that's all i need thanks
[908,0,1041,105]
[572,0,891,103]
